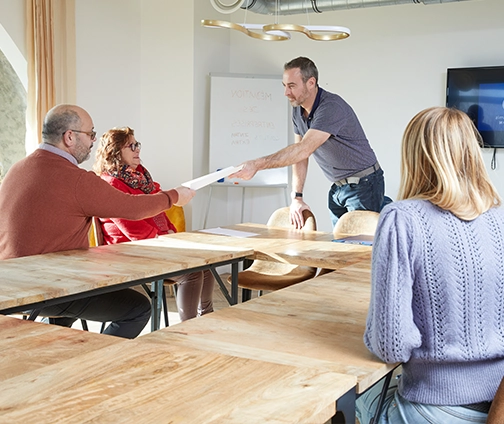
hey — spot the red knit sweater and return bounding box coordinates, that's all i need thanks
[0,149,178,259]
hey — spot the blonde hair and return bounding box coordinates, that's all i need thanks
[398,107,501,220]
[93,127,135,175]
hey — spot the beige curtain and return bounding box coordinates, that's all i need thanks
[26,0,76,145]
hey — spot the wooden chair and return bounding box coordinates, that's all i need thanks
[318,210,380,277]
[229,207,318,302]
[333,210,380,239]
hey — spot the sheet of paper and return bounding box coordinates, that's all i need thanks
[198,227,259,238]
[332,234,374,246]
[181,165,243,190]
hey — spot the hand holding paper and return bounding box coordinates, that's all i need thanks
[174,186,196,206]
[228,160,258,181]
[181,165,243,190]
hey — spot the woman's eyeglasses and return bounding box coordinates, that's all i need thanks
[127,142,142,152]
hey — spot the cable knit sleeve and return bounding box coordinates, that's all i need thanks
[364,204,423,363]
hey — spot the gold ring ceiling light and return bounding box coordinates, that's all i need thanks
[203,0,350,42]
[201,19,350,41]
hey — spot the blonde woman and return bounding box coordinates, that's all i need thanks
[357,107,504,423]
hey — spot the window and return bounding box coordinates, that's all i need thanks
[0,47,26,182]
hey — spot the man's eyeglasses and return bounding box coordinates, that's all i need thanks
[65,129,97,141]
[127,142,142,152]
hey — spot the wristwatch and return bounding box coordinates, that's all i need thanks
[291,192,303,199]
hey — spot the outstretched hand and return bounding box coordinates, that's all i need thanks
[228,161,258,181]
[174,186,196,206]
[290,198,311,229]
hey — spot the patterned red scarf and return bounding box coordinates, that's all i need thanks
[108,164,158,194]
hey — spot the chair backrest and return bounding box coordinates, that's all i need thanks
[266,207,316,231]
[89,217,105,247]
[165,205,186,232]
[333,210,380,238]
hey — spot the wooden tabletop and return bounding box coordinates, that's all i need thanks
[141,263,395,394]
[0,334,356,424]
[0,226,386,423]
[0,315,122,382]
[0,237,253,314]
[165,223,372,268]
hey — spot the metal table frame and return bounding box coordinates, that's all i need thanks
[0,256,246,332]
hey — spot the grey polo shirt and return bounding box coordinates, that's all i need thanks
[292,87,377,182]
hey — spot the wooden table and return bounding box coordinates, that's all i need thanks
[0,236,253,328]
[166,222,372,271]
[0,333,356,423]
[140,263,397,422]
[0,315,122,382]
[0,223,387,422]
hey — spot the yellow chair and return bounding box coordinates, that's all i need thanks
[165,205,186,232]
[318,210,380,277]
[229,207,318,302]
[163,206,186,302]
[89,216,103,247]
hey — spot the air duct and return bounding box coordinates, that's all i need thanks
[210,0,473,15]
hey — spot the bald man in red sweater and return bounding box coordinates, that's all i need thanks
[0,104,195,338]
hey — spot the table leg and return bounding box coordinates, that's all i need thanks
[230,262,239,304]
[332,386,356,424]
[149,280,163,332]
[210,267,235,306]
[210,261,240,306]
[241,187,245,223]
[370,370,393,424]
[203,185,213,229]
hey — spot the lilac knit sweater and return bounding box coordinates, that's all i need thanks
[365,199,504,405]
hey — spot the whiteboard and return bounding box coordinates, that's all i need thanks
[209,73,289,186]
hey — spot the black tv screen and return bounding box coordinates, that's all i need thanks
[446,66,504,148]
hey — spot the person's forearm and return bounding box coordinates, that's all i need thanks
[254,142,311,171]
[292,158,308,193]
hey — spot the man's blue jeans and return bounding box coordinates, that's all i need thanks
[328,168,385,228]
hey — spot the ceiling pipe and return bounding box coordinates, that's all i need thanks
[235,0,473,15]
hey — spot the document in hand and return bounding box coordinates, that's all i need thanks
[181,165,243,190]
[332,234,374,246]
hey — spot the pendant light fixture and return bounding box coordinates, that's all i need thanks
[202,0,350,42]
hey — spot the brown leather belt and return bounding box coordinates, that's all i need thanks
[334,162,381,187]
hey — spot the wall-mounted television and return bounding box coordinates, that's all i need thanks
[446,66,504,148]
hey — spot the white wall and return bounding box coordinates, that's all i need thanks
[74,0,231,230]
[138,1,195,220]
[0,1,25,58]
[223,0,504,231]
[0,1,26,89]
[74,0,142,167]
[2,0,504,232]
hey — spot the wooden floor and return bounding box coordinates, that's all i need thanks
[161,273,237,328]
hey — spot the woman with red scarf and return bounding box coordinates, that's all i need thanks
[93,127,214,321]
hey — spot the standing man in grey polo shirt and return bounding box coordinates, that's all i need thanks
[231,56,387,228]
